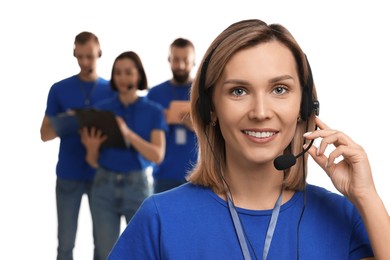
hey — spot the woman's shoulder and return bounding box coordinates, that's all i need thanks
[145,183,212,209]
[306,184,344,198]
[154,182,208,199]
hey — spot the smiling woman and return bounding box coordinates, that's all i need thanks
[107,19,390,260]
[80,51,168,260]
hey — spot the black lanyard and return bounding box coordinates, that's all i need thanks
[227,190,283,260]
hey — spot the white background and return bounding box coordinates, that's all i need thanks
[1,0,389,259]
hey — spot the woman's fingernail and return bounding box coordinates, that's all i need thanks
[303,132,312,137]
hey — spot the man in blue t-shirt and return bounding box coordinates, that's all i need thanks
[40,31,113,260]
[147,38,198,193]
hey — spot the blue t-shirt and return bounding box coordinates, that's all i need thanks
[95,96,168,173]
[147,80,198,181]
[108,183,373,259]
[45,75,113,180]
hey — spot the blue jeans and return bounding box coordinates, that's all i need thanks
[153,179,187,193]
[91,168,151,260]
[56,178,97,260]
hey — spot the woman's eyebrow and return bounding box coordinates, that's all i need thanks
[268,75,295,84]
[222,79,250,85]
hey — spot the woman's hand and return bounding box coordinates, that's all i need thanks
[303,117,376,203]
[305,118,390,259]
[116,116,133,141]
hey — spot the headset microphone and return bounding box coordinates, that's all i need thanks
[273,130,316,171]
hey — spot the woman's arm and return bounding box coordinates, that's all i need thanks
[304,117,390,260]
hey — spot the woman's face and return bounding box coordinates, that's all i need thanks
[212,41,302,167]
[113,58,140,92]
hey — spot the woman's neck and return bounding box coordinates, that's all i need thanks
[222,161,293,210]
[119,91,138,106]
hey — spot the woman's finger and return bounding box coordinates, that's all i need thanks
[314,116,330,130]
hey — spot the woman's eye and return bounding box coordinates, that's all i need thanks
[231,88,247,96]
[273,86,288,95]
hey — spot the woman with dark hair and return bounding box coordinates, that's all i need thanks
[81,51,168,260]
[108,21,389,259]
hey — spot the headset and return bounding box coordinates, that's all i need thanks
[197,44,319,126]
[73,49,102,58]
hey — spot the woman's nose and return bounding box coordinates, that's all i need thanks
[248,94,271,120]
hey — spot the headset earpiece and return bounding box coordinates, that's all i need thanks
[198,50,215,125]
[313,100,320,116]
[198,88,212,125]
[300,55,319,121]
[300,88,311,121]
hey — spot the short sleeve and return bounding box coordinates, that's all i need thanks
[108,196,161,260]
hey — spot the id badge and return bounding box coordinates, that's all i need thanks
[175,128,187,145]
